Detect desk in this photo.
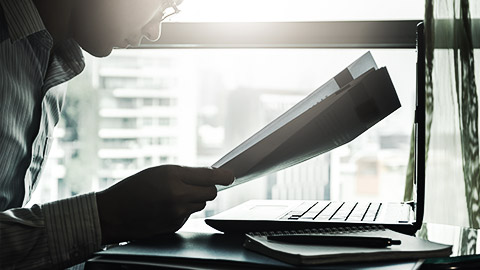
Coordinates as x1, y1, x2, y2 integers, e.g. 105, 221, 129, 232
417, 223, 479, 256
415, 223, 480, 269
85, 219, 426, 270
85, 219, 480, 270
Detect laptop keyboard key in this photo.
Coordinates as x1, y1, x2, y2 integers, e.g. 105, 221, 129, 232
308, 201, 330, 213
294, 202, 317, 212
346, 216, 363, 221
346, 202, 369, 221
282, 201, 317, 220
314, 202, 342, 220
330, 202, 357, 221
362, 203, 381, 221
298, 201, 330, 220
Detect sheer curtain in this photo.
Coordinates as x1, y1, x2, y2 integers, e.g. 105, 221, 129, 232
412, 0, 479, 228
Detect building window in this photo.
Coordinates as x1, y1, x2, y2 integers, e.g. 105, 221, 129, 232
158, 117, 174, 126
117, 98, 136, 109
143, 117, 154, 127
158, 98, 174, 106
143, 98, 154, 106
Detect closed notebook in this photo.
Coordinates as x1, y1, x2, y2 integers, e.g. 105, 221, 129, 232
244, 226, 452, 266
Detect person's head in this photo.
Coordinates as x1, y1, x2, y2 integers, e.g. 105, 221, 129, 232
71, 0, 182, 57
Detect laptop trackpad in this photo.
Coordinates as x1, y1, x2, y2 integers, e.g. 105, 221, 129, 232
220, 203, 291, 220
250, 205, 288, 217
212, 200, 302, 220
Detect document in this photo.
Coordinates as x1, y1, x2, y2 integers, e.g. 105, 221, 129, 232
213, 52, 401, 191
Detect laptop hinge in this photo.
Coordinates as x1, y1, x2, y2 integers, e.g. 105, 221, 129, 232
405, 200, 415, 211
405, 200, 418, 228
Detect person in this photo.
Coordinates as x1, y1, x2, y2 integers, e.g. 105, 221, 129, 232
0, 0, 234, 269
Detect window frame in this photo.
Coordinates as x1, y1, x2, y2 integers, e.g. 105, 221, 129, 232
137, 21, 421, 49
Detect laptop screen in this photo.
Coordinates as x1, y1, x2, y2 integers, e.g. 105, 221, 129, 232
413, 22, 426, 229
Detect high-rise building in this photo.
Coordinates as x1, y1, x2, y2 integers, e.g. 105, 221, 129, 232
93, 50, 199, 189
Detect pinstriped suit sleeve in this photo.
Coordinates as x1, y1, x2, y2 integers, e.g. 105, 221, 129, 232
0, 193, 103, 269
0, 1, 101, 269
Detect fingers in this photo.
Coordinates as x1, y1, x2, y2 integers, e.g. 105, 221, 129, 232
178, 166, 234, 187
183, 185, 218, 203
186, 202, 207, 214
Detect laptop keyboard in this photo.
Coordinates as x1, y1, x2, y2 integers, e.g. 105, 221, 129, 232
281, 201, 382, 222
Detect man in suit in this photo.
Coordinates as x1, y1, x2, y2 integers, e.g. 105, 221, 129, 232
0, 0, 233, 268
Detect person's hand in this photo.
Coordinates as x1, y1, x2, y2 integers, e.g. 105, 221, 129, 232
95, 165, 234, 244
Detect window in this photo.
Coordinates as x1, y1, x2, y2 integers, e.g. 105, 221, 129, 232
102, 76, 172, 90
144, 157, 153, 166
158, 98, 174, 107
158, 117, 175, 126
30, 1, 424, 216
102, 118, 137, 129
117, 98, 136, 109
101, 158, 136, 170
143, 98, 154, 106
46, 47, 416, 213
142, 117, 154, 127
157, 137, 176, 145
102, 138, 138, 149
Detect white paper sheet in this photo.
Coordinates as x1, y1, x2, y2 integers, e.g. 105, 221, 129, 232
213, 52, 401, 191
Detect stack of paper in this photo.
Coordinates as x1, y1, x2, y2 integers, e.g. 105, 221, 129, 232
213, 52, 401, 191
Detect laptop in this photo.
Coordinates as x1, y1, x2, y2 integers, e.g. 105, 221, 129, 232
205, 22, 425, 236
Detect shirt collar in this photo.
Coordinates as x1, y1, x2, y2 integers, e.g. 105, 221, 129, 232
0, 0, 46, 41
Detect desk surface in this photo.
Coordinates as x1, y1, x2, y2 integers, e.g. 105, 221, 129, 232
85, 219, 480, 270
417, 223, 480, 257
182, 218, 480, 257
87, 225, 420, 270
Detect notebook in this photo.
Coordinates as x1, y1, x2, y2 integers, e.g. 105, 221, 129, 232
205, 22, 426, 235
243, 226, 452, 266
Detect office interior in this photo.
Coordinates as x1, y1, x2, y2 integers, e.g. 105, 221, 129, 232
16, 0, 480, 268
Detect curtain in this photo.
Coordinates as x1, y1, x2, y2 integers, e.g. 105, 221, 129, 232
405, 0, 479, 229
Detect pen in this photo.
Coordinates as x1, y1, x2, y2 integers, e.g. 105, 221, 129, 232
266, 235, 401, 248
